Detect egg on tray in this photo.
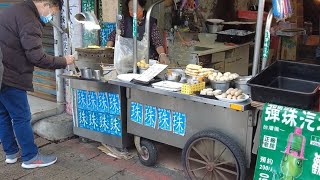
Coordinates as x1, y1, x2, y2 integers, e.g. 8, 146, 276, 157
200, 88, 222, 96
222, 88, 245, 100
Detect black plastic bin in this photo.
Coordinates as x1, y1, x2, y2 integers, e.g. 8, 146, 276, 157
216, 29, 255, 44
248, 60, 320, 110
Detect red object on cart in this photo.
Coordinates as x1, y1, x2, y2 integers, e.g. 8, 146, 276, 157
238, 10, 268, 21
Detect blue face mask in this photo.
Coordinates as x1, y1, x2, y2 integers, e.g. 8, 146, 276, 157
40, 14, 53, 24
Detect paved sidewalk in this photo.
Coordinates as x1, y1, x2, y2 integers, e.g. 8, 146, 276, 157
28, 95, 57, 115
0, 136, 186, 180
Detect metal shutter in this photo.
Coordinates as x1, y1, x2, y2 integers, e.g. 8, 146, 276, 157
0, 0, 57, 101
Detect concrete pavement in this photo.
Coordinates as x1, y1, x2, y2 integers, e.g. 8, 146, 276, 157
28, 95, 57, 115
0, 135, 186, 180
0, 95, 185, 179
4, 95, 255, 179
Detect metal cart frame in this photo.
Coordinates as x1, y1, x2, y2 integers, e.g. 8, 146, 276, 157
109, 79, 259, 180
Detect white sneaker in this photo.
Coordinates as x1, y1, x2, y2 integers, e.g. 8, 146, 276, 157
5, 153, 19, 164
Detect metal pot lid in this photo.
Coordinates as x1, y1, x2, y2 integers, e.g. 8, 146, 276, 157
206, 19, 224, 24
222, 21, 256, 25
235, 76, 252, 82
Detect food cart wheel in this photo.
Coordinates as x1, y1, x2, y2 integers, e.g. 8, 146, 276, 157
138, 139, 158, 167
182, 130, 246, 180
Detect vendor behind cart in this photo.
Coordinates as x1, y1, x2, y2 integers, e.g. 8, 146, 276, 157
107, 0, 169, 64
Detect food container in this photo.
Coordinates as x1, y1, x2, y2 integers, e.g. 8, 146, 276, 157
222, 21, 256, 31
181, 82, 206, 95
138, 68, 148, 74
206, 24, 224, 33
93, 70, 102, 80
101, 64, 115, 77
248, 60, 320, 110
206, 19, 224, 33
234, 76, 252, 95
80, 67, 93, 79
198, 33, 217, 45
165, 71, 182, 82
210, 80, 230, 92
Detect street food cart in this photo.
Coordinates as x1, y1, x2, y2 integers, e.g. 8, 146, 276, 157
108, 78, 257, 180
66, 69, 257, 179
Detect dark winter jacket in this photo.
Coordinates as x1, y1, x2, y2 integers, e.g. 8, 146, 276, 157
0, 0, 66, 91
0, 48, 3, 89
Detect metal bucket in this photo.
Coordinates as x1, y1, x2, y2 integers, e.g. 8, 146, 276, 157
234, 76, 252, 95
210, 80, 230, 92
80, 67, 93, 79
206, 24, 224, 33
93, 70, 102, 80
138, 68, 148, 74
206, 19, 224, 33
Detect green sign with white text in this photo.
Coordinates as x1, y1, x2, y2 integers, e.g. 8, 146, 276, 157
254, 104, 320, 180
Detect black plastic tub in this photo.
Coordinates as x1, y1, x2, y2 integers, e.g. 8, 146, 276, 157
216, 29, 255, 44
248, 60, 320, 110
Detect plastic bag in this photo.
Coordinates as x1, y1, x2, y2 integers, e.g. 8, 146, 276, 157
113, 34, 148, 74
272, 0, 293, 21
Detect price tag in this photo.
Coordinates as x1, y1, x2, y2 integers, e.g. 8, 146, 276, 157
230, 104, 242, 111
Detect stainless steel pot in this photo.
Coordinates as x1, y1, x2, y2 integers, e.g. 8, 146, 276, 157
138, 68, 148, 74
210, 80, 230, 92
234, 76, 252, 95
80, 67, 93, 79
93, 70, 101, 80
206, 24, 224, 33
165, 70, 182, 82
206, 19, 224, 33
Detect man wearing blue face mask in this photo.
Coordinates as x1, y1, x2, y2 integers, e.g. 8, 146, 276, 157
0, 0, 75, 169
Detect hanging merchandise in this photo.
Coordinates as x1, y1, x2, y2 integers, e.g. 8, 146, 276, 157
272, 0, 293, 21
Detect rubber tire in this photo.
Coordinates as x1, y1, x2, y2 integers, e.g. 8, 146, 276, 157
182, 130, 247, 180
138, 139, 158, 167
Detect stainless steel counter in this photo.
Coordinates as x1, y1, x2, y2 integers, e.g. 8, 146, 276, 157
108, 79, 252, 111
192, 42, 252, 56
109, 78, 255, 167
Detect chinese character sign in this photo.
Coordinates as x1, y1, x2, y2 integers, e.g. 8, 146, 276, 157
129, 102, 187, 136
77, 90, 87, 109
144, 105, 157, 128
108, 93, 121, 115
158, 108, 172, 131
130, 102, 143, 124
172, 112, 186, 136
254, 104, 320, 180
76, 89, 122, 137
109, 115, 122, 137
